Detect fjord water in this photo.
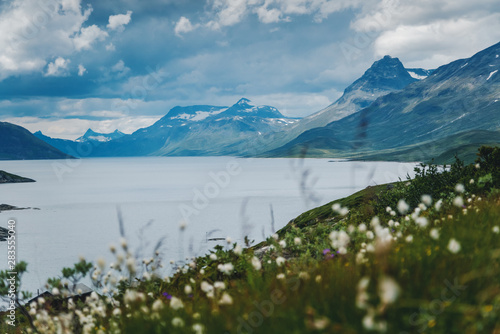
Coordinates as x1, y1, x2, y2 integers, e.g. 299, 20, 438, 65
0, 157, 417, 295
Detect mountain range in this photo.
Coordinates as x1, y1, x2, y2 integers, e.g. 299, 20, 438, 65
2, 41, 500, 162
35, 98, 298, 157
265, 41, 500, 163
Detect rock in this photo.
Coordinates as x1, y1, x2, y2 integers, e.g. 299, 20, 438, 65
0, 170, 36, 184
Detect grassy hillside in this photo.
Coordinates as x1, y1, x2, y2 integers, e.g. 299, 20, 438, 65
2, 147, 500, 333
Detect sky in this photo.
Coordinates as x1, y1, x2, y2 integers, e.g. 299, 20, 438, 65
0, 0, 500, 139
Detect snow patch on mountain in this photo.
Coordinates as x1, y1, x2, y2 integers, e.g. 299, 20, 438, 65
487, 70, 498, 81
407, 71, 427, 80
171, 108, 227, 121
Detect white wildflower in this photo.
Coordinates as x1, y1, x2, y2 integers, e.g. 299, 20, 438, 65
233, 244, 243, 256
433, 200, 442, 212
421, 195, 432, 206
209, 253, 217, 261
218, 293, 233, 305
200, 281, 213, 293
172, 317, 185, 327
455, 183, 465, 193
226, 236, 232, 244
405, 235, 413, 243
339, 207, 349, 216
184, 285, 192, 295
152, 299, 164, 312
493, 226, 500, 234
378, 276, 401, 305
279, 240, 287, 248
214, 281, 226, 290
447, 238, 461, 254
276, 273, 286, 280
453, 196, 464, 207
370, 216, 380, 228
294, 237, 302, 245
217, 263, 234, 275
330, 230, 350, 249
251, 256, 262, 271
170, 297, 184, 310
276, 256, 286, 267
358, 223, 367, 232
366, 231, 374, 240
430, 228, 440, 240
397, 199, 410, 215
192, 323, 204, 334
415, 217, 428, 229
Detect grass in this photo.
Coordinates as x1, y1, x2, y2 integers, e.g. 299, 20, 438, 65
1, 146, 500, 334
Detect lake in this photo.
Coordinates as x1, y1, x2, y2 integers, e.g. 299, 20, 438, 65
0, 157, 417, 296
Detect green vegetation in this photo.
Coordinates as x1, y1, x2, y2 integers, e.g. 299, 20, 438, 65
1, 146, 500, 333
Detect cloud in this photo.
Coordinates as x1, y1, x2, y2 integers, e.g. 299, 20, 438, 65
349, 0, 500, 68
45, 57, 71, 77
73, 25, 109, 51
255, 6, 284, 24
107, 10, 133, 31
204, 0, 362, 29
78, 64, 87, 76
0, 0, 133, 81
5, 115, 159, 139
105, 43, 116, 51
207, 0, 250, 30
175, 16, 198, 36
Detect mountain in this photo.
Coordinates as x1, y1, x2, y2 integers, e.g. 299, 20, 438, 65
36, 99, 298, 157
262, 56, 429, 151
0, 122, 72, 160
265, 41, 500, 162
76, 129, 125, 142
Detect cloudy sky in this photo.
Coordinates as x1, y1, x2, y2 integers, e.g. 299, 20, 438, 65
1, 0, 500, 139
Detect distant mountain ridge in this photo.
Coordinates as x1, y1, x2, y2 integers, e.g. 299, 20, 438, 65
35, 99, 298, 157
265, 41, 500, 162
76, 129, 125, 143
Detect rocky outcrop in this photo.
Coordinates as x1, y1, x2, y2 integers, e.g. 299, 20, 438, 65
0, 170, 35, 184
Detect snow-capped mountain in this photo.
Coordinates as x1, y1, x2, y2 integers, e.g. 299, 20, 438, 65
36, 99, 298, 157
265, 56, 429, 150
265, 41, 500, 161
76, 129, 125, 142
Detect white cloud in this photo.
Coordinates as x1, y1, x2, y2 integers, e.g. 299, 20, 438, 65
45, 57, 71, 77
204, 0, 362, 29
105, 43, 116, 51
349, 0, 500, 68
107, 11, 133, 31
175, 16, 198, 36
255, 6, 284, 24
0, 0, 132, 81
207, 0, 250, 30
78, 64, 87, 76
73, 25, 109, 51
